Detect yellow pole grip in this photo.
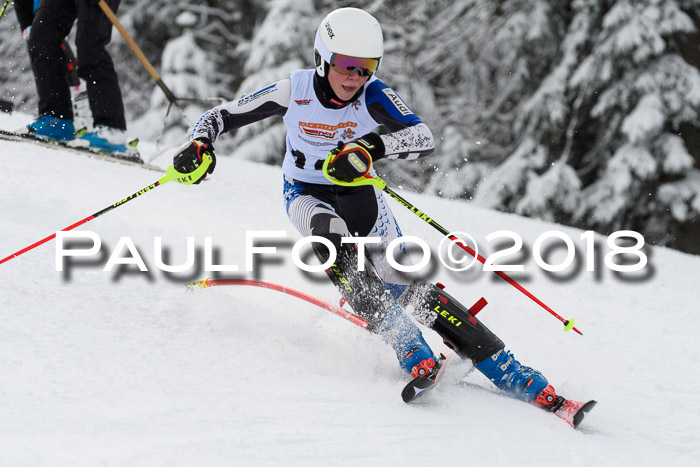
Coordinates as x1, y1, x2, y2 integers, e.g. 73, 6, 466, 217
159, 154, 213, 185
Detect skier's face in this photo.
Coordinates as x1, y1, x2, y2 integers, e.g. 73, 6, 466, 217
328, 67, 369, 102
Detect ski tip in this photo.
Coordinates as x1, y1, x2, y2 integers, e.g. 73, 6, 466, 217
573, 400, 597, 429
401, 386, 417, 403
401, 377, 435, 403
400, 353, 450, 403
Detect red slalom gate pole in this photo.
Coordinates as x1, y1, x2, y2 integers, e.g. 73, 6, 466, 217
188, 278, 370, 330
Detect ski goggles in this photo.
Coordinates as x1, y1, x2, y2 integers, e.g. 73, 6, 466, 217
330, 53, 380, 77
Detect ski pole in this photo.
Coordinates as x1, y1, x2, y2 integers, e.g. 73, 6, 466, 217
97, 0, 178, 105
188, 278, 371, 330
0, 155, 212, 265
382, 185, 581, 334
322, 159, 582, 335
96, 1, 225, 111
0, 0, 11, 22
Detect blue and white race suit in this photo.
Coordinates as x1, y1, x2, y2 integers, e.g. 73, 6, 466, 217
188, 69, 552, 398
191, 69, 435, 301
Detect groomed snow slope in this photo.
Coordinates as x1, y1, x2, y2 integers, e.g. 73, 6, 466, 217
1, 112, 699, 466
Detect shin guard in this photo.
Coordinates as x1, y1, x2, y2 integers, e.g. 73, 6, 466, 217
401, 279, 504, 363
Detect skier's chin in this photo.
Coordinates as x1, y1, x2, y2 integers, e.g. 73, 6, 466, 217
338, 85, 358, 100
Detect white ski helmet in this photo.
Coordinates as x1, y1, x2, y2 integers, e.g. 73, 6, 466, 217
314, 7, 384, 78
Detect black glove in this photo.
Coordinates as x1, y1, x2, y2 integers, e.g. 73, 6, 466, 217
326, 133, 385, 183
173, 138, 216, 184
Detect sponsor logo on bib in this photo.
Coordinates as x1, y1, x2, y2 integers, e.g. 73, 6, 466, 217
299, 121, 358, 140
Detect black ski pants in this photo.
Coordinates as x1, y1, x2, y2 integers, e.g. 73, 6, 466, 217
27, 0, 126, 130
13, 0, 35, 30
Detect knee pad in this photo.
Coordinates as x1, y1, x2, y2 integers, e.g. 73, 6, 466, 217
401, 279, 504, 363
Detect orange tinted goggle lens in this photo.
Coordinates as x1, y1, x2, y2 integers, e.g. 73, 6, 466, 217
330, 54, 379, 76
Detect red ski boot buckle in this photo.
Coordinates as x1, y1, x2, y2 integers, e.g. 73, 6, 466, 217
410, 358, 436, 378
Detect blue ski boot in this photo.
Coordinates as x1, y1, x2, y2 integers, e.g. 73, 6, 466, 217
375, 303, 436, 375
80, 125, 128, 154
26, 115, 75, 142
475, 349, 549, 402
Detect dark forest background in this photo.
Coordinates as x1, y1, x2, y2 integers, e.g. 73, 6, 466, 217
2, 0, 699, 254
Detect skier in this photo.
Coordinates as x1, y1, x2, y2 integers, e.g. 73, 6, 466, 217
173, 7, 593, 427
14, 0, 92, 132
19, 0, 128, 154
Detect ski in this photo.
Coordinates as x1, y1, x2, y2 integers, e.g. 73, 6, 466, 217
401, 352, 451, 403
561, 399, 597, 429
457, 379, 597, 429
0, 129, 161, 172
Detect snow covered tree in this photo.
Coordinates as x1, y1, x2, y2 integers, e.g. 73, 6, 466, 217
0, 1, 39, 113
132, 11, 220, 145
2, 0, 699, 253
416, 0, 700, 253
515, 0, 700, 250
114, 0, 264, 143
223, 0, 315, 164
421, 0, 570, 208
361, 0, 440, 190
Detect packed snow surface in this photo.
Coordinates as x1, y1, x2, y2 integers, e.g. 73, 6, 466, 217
1, 112, 699, 466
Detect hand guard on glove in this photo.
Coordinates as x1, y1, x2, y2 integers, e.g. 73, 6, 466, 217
326, 133, 385, 183
173, 138, 216, 184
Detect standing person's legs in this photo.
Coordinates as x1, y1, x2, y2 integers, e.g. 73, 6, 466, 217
75, 0, 125, 130
27, 0, 76, 120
